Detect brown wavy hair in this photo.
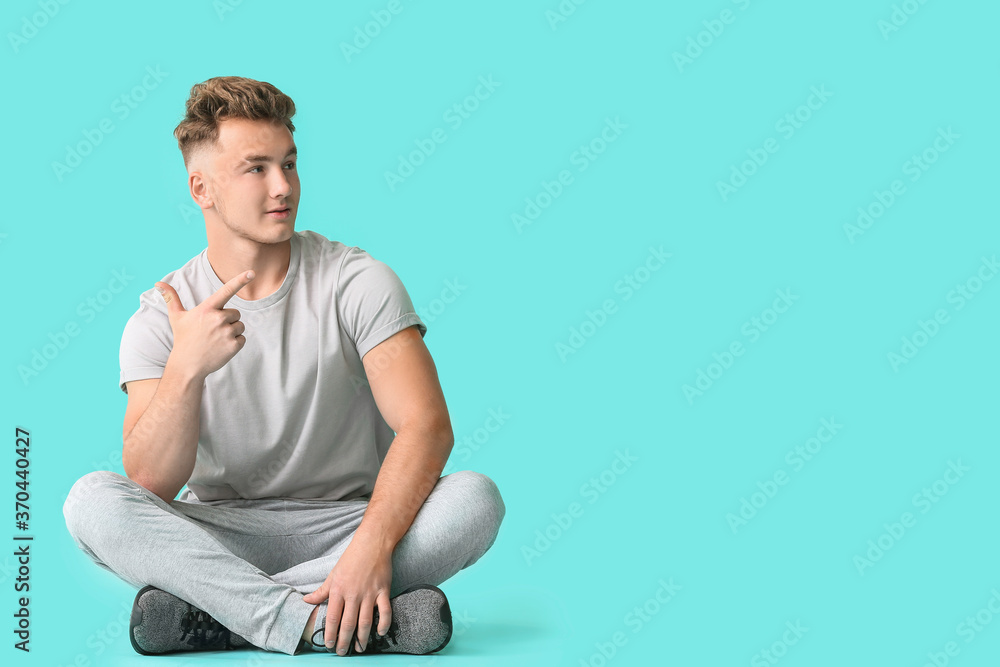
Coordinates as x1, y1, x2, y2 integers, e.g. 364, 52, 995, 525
173, 76, 296, 167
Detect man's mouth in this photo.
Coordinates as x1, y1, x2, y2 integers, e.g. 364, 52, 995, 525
267, 207, 291, 218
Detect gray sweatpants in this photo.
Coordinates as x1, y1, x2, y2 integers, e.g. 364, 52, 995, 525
62, 469, 505, 655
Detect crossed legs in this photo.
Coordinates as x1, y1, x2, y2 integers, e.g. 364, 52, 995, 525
63, 470, 505, 655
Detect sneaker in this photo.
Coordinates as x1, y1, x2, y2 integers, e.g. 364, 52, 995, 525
129, 585, 249, 655
308, 584, 453, 655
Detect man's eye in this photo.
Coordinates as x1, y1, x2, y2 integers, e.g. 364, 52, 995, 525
284, 162, 296, 170
249, 166, 263, 173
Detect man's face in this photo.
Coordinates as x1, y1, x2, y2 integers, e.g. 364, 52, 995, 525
192, 117, 299, 245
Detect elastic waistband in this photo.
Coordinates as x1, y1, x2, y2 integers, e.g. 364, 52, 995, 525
180, 496, 370, 511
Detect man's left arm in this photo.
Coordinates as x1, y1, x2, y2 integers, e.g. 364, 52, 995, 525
303, 325, 453, 654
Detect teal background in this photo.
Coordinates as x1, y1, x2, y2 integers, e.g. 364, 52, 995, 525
3, 0, 999, 665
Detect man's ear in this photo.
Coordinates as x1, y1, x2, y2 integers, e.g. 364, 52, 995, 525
189, 170, 214, 210
187, 145, 219, 210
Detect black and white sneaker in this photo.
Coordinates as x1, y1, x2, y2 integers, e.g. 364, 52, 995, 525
129, 585, 249, 655
309, 584, 453, 655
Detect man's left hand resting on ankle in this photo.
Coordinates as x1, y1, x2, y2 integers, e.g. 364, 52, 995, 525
304, 530, 394, 654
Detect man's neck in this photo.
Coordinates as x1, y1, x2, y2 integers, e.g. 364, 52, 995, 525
205, 233, 292, 302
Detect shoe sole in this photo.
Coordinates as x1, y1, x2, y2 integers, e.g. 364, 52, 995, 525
392, 584, 453, 654
129, 584, 160, 656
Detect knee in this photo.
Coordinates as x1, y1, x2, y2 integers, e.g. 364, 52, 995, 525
444, 470, 505, 551
63, 470, 135, 540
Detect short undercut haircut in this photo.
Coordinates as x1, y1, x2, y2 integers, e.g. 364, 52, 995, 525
173, 76, 296, 167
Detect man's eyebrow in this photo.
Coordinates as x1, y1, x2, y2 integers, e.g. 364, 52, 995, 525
239, 146, 297, 164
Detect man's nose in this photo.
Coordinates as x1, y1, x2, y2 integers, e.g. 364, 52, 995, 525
271, 172, 292, 198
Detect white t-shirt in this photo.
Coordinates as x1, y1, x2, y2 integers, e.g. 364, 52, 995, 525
118, 229, 427, 502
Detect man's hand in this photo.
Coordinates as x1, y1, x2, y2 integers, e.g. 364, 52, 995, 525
303, 537, 393, 654
155, 270, 255, 379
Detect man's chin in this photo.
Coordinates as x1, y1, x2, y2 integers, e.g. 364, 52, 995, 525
265, 214, 296, 232
251, 219, 296, 246
275, 222, 296, 241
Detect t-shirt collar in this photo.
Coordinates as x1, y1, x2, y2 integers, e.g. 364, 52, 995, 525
198, 232, 301, 311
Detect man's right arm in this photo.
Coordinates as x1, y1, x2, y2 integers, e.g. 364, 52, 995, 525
120, 270, 256, 502
121, 362, 206, 502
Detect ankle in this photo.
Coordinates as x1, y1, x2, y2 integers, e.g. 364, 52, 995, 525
301, 606, 320, 643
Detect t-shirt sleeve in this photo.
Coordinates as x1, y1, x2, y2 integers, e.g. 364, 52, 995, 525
337, 246, 427, 360
118, 293, 173, 394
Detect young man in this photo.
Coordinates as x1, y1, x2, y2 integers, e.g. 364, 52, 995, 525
62, 76, 505, 657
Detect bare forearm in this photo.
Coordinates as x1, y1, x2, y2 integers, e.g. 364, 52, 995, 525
122, 359, 205, 501
353, 426, 453, 554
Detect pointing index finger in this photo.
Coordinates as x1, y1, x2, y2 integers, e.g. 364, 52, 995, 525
202, 270, 255, 310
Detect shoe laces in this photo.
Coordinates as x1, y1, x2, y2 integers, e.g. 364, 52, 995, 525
179, 610, 232, 650
369, 619, 399, 652
310, 610, 400, 654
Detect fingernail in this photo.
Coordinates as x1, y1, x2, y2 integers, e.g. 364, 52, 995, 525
246, 270, 255, 280
337, 647, 346, 656
155, 285, 164, 294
